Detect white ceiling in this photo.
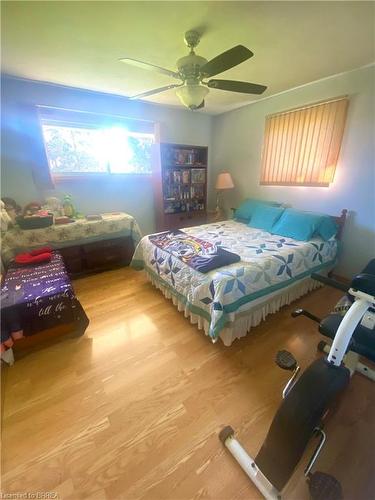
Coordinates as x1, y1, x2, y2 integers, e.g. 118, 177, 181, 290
2, 1, 374, 114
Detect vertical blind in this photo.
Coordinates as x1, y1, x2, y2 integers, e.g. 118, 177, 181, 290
260, 97, 349, 187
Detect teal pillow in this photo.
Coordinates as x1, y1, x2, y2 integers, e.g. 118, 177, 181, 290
318, 216, 338, 240
248, 205, 285, 232
235, 217, 249, 224
272, 209, 324, 241
235, 198, 281, 222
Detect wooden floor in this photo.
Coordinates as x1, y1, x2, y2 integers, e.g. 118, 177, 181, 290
2, 268, 374, 500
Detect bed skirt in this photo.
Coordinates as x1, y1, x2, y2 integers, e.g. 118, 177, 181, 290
144, 270, 325, 346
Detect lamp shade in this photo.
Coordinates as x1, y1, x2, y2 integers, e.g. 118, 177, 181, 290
215, 172, 234, 190
176, 85, 209, 110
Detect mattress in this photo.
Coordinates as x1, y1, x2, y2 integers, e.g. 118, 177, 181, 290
132, 220, 339, 342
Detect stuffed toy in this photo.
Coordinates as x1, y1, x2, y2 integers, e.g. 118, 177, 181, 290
1, 200, 12, 231
23, 202, 42, 216
1, 197, 21, 225
44, 197, 63, 217
63, 194, 75, 217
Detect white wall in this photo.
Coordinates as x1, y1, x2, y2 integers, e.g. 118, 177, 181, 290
212, 65, 375, 278
1, 76, 213, 235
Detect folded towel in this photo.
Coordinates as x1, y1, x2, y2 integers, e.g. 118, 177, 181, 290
15, 252, 52, 265
30, 246, 53, 256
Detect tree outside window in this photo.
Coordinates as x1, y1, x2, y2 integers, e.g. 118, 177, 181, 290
42, 123, 154, 176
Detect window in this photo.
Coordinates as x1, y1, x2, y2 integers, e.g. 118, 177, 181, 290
260, 97, 348, 187
40, 110, 154, 177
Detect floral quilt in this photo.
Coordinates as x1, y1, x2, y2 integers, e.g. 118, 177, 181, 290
132, 220, 339, 341
1, 212, 142, 264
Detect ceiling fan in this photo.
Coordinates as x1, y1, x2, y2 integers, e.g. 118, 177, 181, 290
119, 30, 267, 110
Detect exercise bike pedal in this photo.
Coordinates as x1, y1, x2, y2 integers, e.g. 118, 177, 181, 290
275, 350, 298, 371
291, 308, 304, 318
317, 340, 328, 353
308, 471, 343, 500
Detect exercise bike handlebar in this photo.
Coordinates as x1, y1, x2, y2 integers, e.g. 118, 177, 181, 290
310, 273, 349, 293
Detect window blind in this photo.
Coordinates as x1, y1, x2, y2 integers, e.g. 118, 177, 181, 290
260, 97, 348, 187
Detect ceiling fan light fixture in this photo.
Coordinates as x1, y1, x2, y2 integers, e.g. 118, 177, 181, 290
120, 32, 266, 108
176, 84, 208, 110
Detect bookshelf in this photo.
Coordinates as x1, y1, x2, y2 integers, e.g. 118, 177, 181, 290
153, 143, 208, 231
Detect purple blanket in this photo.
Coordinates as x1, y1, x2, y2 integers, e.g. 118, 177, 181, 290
149, 230, 240, 273
1, 252, 89, 347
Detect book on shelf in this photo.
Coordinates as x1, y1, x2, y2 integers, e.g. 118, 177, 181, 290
174, 149, 195, 165
173, 170, 181, 183
191, 168, 206, 183
182, 170, 190, 184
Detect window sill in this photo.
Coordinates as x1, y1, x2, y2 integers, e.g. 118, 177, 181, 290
260, 181, 330, 187
53, 172, 152, 182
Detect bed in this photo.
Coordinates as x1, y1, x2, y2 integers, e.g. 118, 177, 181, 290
131, 210, 346, 346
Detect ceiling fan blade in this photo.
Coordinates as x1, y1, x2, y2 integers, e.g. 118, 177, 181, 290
200, 45, 253, 78
119, 57, 180, 79
129, 84, 183, 100
207, 79, 267, 95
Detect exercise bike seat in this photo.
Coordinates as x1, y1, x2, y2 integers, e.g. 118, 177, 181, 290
351, 273, 375, 297
319, 314, 375, 363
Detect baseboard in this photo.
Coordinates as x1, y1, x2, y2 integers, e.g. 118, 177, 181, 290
331, 274, 350, 285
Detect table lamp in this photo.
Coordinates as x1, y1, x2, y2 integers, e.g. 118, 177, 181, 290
215, 172, 234, 217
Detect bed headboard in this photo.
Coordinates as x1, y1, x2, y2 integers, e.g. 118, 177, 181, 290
332, 209, 347, 241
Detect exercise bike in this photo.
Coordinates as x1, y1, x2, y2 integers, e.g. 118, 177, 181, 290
219, 264, 375, 500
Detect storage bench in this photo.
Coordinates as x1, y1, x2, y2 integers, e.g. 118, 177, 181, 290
1, 251, 89, 363
2, 212, 142, 277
